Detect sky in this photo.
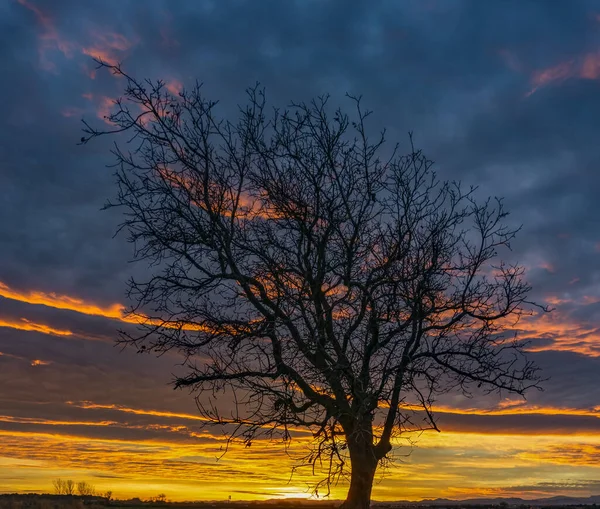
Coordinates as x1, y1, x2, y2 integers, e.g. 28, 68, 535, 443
2, 0, 600, 502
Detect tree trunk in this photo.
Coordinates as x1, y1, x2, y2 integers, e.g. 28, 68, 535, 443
340, 437, 379, 509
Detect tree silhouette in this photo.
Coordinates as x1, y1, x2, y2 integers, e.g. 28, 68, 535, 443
52, 479, 65, 495
52, 479, 75, 496
83, 61, 544, 509
76, 481, 96, 497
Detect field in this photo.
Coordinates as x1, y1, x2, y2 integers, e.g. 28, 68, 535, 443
0, 495, 340, 509
1, 495, 598, 509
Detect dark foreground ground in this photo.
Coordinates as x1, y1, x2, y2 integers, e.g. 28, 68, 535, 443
0, 495, 337, 509
1, 494, 600, 509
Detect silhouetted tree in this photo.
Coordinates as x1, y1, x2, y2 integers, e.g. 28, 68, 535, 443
65, 480, 75, 496
83, 61, 545, 509
52, 479, 65, 495
53, 479, 76, 496
53, 479, 75, 496
77, 481, 96, 497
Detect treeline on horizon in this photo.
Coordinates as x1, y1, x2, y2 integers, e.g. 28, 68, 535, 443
2, 493, 600, 509
0, 493, 339, 509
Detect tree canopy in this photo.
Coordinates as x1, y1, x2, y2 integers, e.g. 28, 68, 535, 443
83, 62, 544, 509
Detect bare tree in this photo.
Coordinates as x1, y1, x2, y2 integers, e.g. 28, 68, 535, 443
52, 479, 65, 495
65, 480, 75, 496
153, 494, 167, 503
83, 62, 545, 509
77, 481, 96, 497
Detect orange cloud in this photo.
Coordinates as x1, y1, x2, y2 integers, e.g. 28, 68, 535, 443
67, 400, 312, 437
96, 96, 117, 124
30, 359, 52, 367
0, 415, 117, 427
0, 281, 124, 320
61, 107, 84, 118
18, 1, 137, 74
70, 399, 600, 442
528, 61, 574, 95
527, 51, 600, 96
0, 412, 222, 439
0, 351, 53, 366
165, 80, 183, 95
380, 394, 600, 425
156, 167, 279, 221
66, 400, 210, 423
582, 295, 600, 305
81, 93, 118, 124
399, 401, 600, 419
0, 317, 72, 337
0, 429, 323, 501
0, 281, 215, 337
3, 426, 600, 501
17, 0, 75, 71
3, 274, 597, 357
82, 31, 137, 72
544, 293, 600, 307
501, 289, 600, 357
518, 443, 600, 467
581, 52, 600, 79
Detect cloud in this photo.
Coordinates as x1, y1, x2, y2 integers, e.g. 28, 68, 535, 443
0, 281, 213, 334
511, 301, 600, 357
81, 94, 118, 124
65, 401, 210, 424
527, 52, 600, 96
81, 30, 137, 69
0, 317, 72, 337
16, 0, 75, 71
0, 281, 124, 320
17, 0, 137, 73
29, 359, 52, 366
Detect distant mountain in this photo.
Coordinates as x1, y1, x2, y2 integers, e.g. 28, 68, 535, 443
372, 495, 600, 506
4, 493, 600, 508
256, 495, 600, 507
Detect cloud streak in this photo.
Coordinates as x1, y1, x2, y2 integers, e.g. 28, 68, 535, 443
0, 317, 72, 337
527, 52, 600, 96
0, 281, 124, 320
17, 0, 137, 74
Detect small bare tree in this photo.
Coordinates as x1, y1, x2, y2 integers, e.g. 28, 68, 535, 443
153, 494, 167, 503
53, 478, 79, 496
77, 481, 96, 497
65, 480, 75, 496
52, 479, 65, 495
83, 62, 544, 509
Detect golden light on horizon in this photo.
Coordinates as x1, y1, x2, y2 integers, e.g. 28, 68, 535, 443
2, 275, 600, 501
2, 427, 600, 501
